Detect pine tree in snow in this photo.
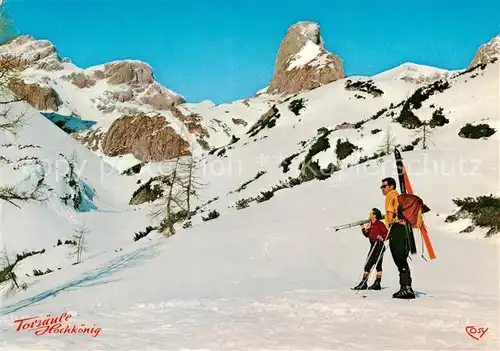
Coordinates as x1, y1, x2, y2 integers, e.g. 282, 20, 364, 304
0, 247, 28, 297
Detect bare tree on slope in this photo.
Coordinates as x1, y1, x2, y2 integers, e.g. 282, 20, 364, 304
0, 6, 49, 209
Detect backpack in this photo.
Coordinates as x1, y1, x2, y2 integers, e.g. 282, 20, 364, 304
397, 194, 430, 229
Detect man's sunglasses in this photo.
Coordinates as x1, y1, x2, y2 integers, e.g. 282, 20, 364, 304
380, 184, 389, 189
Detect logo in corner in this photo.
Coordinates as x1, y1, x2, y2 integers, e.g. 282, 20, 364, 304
465, 325, 488, 340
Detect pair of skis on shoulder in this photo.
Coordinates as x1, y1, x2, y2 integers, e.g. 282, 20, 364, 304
394, 148, 436, 260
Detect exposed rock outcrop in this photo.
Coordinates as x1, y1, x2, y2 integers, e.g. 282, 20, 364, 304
140, 82, 185, 109
247, 105, 280, 137
0, 35, 63, 71
69, 72, 96, 88
104, 61, 154, 86
110, 89, 133, 102
468, 36, 500, 68
73, 127, 106, 152
99, 61, 185, 109
94, 70, 105, 79
232, 118, 248, 126
267, 21, 344, 95
129, 176, 171, 205
8, 79, 61, 111
102, 114, 191, 162
196, 138, 210, 150
170, 106, 209, 139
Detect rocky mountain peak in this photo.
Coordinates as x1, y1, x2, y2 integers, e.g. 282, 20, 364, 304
0, 35, 186, 111
103, 60, 155, 86
96, 60, 185, 109
266, 21, 344, 95
0, 34, 63, 70
468, 35, 500, 68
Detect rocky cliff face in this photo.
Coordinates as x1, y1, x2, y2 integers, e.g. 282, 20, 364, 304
8, 78, 62, 110
102, 114, 191, 162
0, 37, 64, 110
267, 21, 345, 95
468, 36, 500, 68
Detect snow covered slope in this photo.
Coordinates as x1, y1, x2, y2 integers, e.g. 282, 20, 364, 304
0, 102, 156, 270
0, 40, 499, 349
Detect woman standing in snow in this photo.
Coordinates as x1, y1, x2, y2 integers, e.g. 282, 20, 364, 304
352, 208, 388, 290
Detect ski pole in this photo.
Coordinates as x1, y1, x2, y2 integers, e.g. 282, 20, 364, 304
353, 240, 390, 295
352, 240, 378, 289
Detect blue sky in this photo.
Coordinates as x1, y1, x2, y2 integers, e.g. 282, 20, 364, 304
5, 0, 499, 104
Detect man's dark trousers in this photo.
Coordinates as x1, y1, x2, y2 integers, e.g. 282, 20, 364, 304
389, 223, 412, 287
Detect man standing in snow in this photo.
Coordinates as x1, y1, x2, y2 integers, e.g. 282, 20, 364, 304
381, 177, 416, 299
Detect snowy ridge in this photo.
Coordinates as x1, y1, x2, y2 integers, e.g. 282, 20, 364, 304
485, 35, 500, 54
286, 41, 337, 72
373, 62, 457, 84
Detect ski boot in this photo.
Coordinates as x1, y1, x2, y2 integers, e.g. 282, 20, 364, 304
392, 285, 416, 299
392, 269, 415, 298
368, 278, 382, 290
352, 277, 368, 290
